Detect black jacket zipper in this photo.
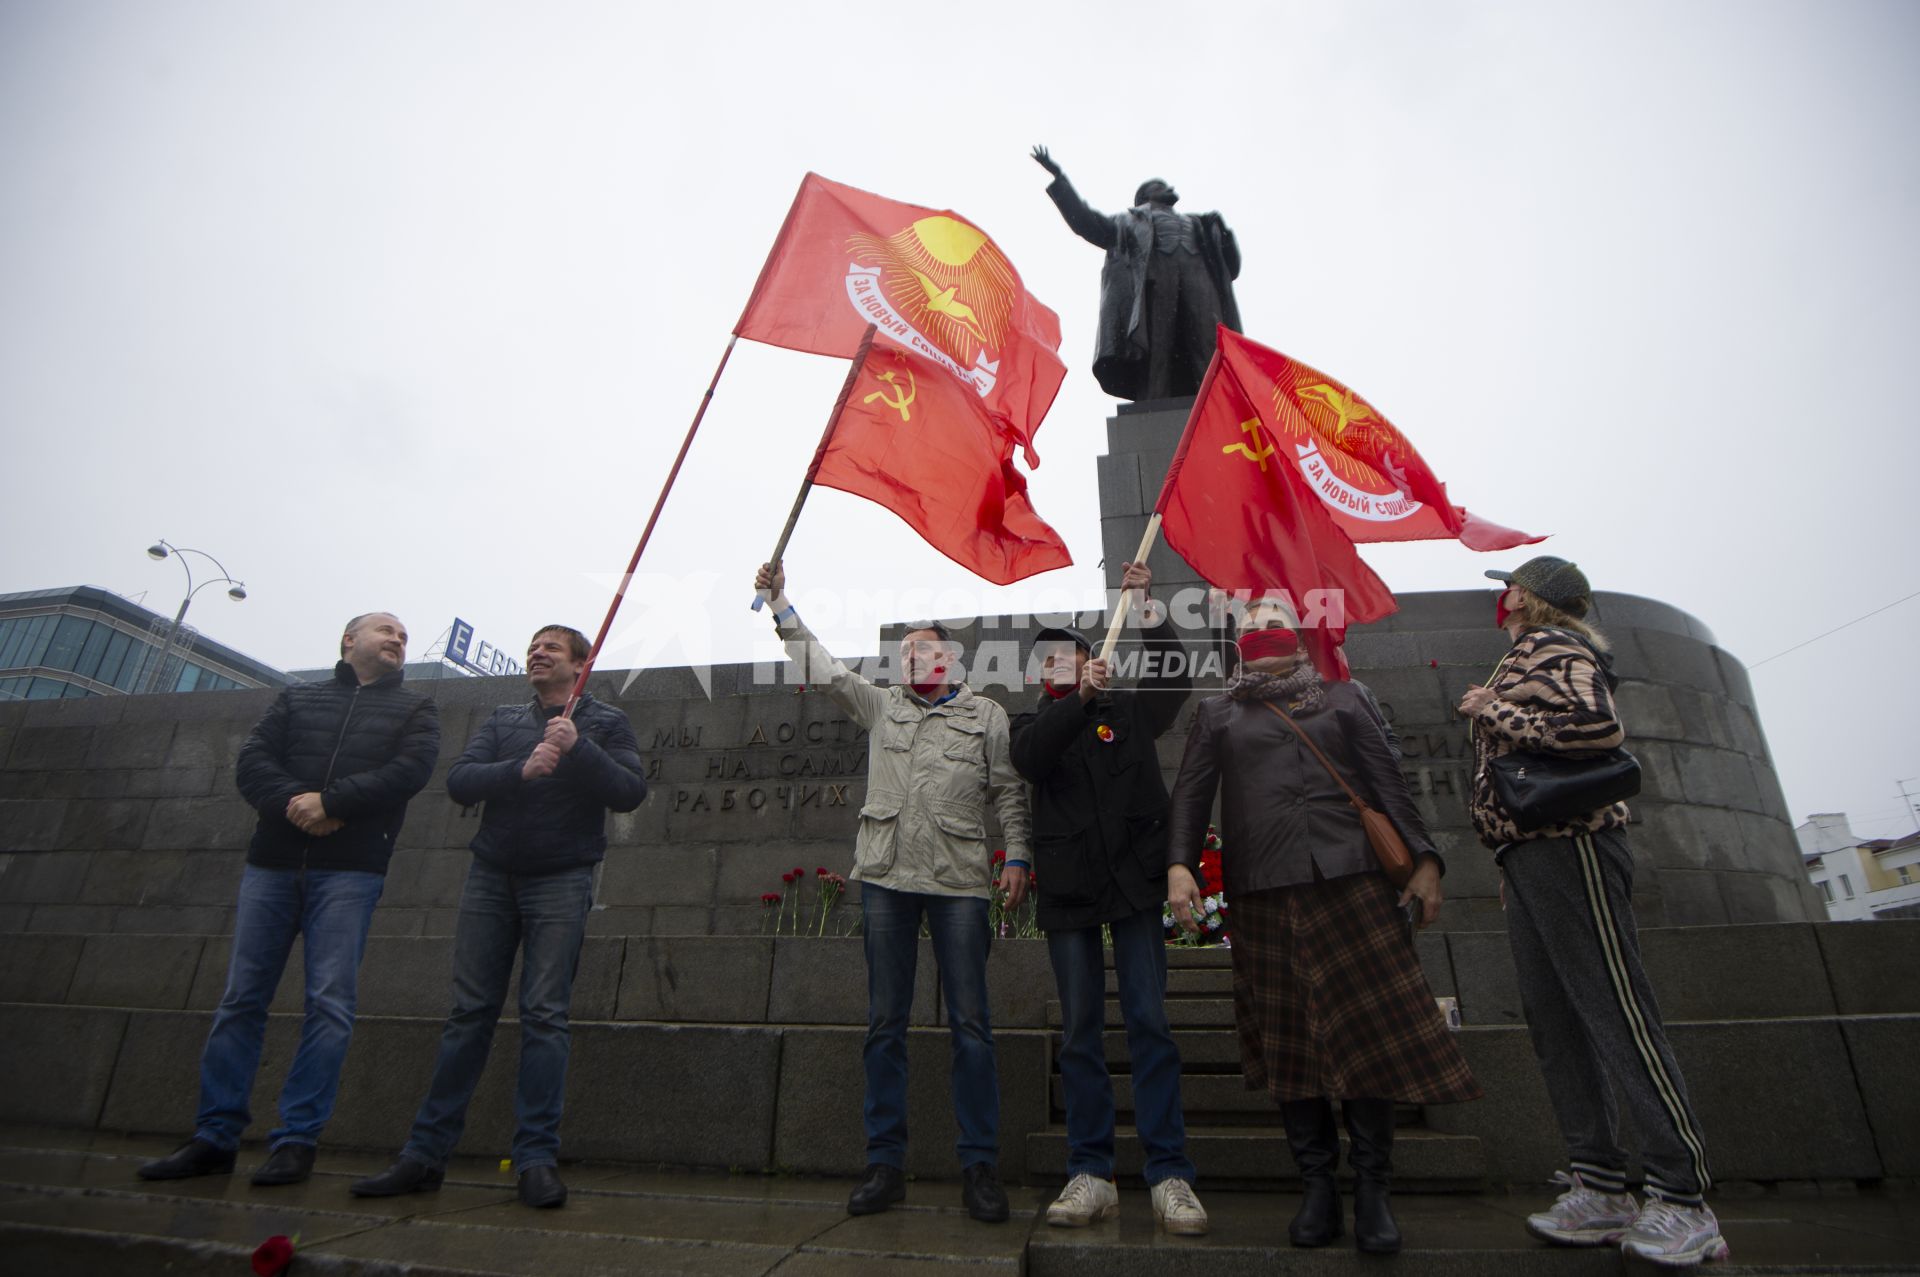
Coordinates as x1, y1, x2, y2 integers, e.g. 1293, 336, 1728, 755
308, 683, 362, 870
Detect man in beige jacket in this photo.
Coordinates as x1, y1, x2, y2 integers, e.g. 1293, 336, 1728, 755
755, 563, 1031, 1224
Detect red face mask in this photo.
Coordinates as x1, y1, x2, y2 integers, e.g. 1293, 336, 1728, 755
1495, 588, 1520, 629
1236, 628, 1300, 663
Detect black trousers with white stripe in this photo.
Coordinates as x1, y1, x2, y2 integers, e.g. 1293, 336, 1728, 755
1500, 828, 1712, 1204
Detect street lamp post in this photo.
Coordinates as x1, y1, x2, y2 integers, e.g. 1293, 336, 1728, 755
142, 539, 248, 694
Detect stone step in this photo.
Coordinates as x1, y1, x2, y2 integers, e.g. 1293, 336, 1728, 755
1048, 997, 1236, 1029
1024, 1185, 1920, 1276
1025, 1125, 1489, 1190
1051, 1072, 1290, 1118
0, 1134, 1032, 1276
1086, 1028, 1243, 1068
1104, 967, 1234, 996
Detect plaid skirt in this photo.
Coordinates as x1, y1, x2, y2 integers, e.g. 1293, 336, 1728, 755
1229, 871, 1481, 1105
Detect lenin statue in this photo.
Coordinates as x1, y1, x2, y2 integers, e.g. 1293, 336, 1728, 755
1033, 146, 1241, 402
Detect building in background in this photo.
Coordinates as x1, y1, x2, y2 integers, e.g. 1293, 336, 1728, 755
287, 616, 525, 685
0, 586, 287, 701
1797, 812, 1920, 921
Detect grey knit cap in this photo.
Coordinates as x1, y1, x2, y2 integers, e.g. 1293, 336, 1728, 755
1486, 556, 1592, 617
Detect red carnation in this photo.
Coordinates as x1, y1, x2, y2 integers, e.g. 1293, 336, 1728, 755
817, 866, 829, 876
252, 1235, 296, 1276
1429, 659, 1439, 669
782, 872, 796, 884
992, 849, 1007, 864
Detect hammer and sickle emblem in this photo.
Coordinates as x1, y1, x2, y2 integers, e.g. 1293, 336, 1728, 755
863, 368, 917, 422
1221, 417, 1276, 471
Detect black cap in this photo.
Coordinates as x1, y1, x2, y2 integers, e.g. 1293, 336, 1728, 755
1032, 624, 1093, 654
1485, 556, 1592, 617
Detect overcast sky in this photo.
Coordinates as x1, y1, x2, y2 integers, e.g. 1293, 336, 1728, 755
2, 1, 1916, 838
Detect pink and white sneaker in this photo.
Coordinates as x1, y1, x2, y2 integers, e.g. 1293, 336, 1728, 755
1620, 1198, 1730, 1267
1526, 1170, 1639, 1246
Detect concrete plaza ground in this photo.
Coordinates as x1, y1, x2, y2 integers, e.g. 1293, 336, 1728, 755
0, 1127, 1914, 1275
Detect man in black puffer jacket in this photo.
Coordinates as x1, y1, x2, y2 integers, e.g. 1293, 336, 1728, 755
353, 624, 645, 1210
139, 612, 439, 1189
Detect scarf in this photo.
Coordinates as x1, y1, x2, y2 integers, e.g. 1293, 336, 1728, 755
1226, 662, 1327, 713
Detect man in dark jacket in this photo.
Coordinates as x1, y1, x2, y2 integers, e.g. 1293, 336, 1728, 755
1008, 563, 1209, 1235
352, 624, 645, 1210
139, 612, 439, 1188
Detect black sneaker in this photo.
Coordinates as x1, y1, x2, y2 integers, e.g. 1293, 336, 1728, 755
349, 1157, 444, 1198
847, 1164, 906, 1216
250, 1142, 316, 1187
962, 1162, 1009, 1223
137, 1138, 236, 1181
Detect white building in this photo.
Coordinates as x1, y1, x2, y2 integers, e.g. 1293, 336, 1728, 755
1796, 813, 1920, 921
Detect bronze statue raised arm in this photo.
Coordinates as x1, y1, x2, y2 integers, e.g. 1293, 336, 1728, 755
1033, 145, 1241, 402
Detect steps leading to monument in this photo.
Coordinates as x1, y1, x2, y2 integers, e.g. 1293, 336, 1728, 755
1041, 945, 1490, 1190
1025, 1125, 1487, 1190
1048, 997, 1238, 1028
2, 1129, 1913, 1277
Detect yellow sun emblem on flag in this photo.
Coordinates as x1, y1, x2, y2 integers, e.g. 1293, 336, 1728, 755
1280, 381, 1403, 485
847, 216, 1015, 367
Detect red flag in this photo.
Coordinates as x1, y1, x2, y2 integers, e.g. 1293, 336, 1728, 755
814, 341, 1072, 586
1155, 350, 1397, 680
1214, 329, 1541, 551
736, 173, 1066, 464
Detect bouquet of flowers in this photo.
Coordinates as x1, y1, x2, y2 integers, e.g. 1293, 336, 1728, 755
1165, 825, 1231, 947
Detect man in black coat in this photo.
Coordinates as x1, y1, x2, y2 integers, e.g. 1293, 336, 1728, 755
1008, 563, 1209, 1235
352, 624, 645, 1210
140, 612, 440, 1188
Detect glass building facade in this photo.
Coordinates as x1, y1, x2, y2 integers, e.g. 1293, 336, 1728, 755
0, 586, 287, 701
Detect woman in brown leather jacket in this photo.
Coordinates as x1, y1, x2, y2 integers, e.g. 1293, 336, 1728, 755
1166, 600, 1477, 1254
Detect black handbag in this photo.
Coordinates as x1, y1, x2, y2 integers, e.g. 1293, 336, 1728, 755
1489, 747, 1641, 831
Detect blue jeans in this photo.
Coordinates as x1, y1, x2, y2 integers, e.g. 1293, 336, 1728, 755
195, 865, 385, 1151
403, 861, 593, 1172
1048, 906, 1196, 1185
861, 883, 997, 1170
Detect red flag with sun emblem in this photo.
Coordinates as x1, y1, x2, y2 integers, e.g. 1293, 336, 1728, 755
1213, 328, 1541, 551
813, 341, 1072, 585
1155, 347, 1396, 680
736, 173, 1067, 465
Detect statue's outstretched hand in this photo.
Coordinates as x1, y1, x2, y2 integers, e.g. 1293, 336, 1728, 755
1030, 145, 1063, 178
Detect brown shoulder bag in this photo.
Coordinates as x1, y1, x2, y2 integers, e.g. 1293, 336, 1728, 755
1261, 699, 1415, 888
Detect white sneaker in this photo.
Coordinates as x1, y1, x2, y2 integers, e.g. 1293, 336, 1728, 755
1151, 1177, 1210, 1236
1045, 1173, 1118, 1227
1526, 1170, 1639, 1246
1620, 1198, 1730, 1267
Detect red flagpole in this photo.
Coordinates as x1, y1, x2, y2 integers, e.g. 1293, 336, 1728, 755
563, 334, 740, 717
750, 324, 878, 611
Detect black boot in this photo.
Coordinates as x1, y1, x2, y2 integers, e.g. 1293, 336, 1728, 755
1281, 1098, 1343, 1247
1343, 1097, 1401, 1255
